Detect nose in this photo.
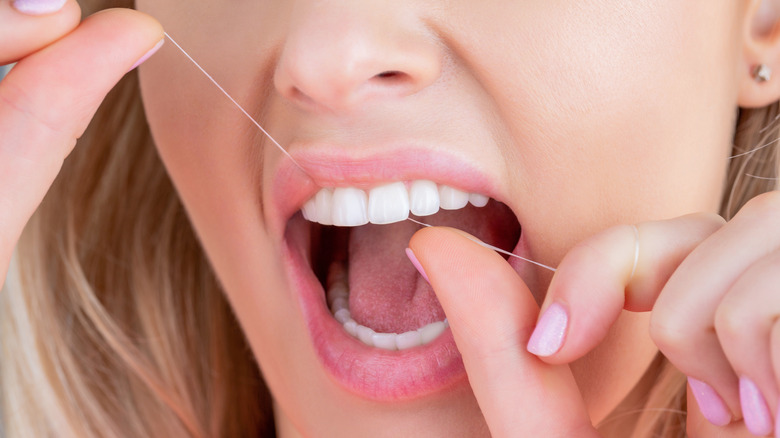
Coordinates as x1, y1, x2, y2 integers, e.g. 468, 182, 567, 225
273, 2, 443, 112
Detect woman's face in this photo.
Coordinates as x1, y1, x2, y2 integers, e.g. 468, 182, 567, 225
136, 0, 746, 435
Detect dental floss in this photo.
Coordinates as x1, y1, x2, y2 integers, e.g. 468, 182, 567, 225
166, 31, 780, 276
628, 225, 639, 281
163, 33, 306, 174
163, 32, 558, 272
406, 218, 557, 272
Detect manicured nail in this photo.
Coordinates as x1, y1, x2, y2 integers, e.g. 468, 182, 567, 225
129, 39, 164, 72
687, 377, 731, 427
740, 376, 773, 436
12, 0, 66, 15
405, 248, 429, 283
526, 302, 568, 356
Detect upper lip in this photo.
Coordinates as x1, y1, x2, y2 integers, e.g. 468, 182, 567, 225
269, 144, 504, 233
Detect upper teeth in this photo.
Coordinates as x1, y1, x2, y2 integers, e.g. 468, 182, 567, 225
301, 180, 489, 226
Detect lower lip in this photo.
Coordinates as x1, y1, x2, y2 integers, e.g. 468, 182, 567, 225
283, 218, 467, 401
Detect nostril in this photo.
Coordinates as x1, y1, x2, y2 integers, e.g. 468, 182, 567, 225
370, 71, 414, 91
376, 71, 401, 79
290, 86, 317, 106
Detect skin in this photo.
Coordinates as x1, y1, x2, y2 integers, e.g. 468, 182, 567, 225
2, 0, 780, 436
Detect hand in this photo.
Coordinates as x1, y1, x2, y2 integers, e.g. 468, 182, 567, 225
0, 0, 163, 286
529, 191, 780, 437
408, 227, 600, 437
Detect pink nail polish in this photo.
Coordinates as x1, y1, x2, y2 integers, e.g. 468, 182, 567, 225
740, 376, 773, 436
687, 377, 731, 426
129, 40, 164, 72
12, 0, 66, 15
526, 302, 568, 356
405, 248, 429, 283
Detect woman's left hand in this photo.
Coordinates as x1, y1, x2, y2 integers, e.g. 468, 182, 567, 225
530, 190, 780, 437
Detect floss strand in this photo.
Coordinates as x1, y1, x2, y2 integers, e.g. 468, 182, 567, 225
163, 31, 557, 273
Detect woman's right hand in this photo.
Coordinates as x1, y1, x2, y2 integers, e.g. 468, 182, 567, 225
408, 228, 601, 437
0, 0, 162, 285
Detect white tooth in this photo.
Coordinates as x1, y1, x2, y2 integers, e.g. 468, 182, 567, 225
301, 198, 318, 221
327, 262, 346, 287
334, 308, 351, 324
469, 193, 489, 208
331, 188, 368, 226
314, 188, 334, 225
372, 333, 398, 350
368, 182, 410, 224
438, 185, 469, 210
357, 325, 376, 346
409, 180, 440, 216
331, 297, 348, 313
418, 321, 447, 344
395, 330, 423, 350
344, 320, 358, 337
327, 283, 348, 306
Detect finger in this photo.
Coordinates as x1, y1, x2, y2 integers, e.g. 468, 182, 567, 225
687, 383, 754, 438
409, 227, 599, 437
0, 9, 163, 270
651, 192, 780, 427
0, 0, 81, 64
526, 213, 724, 363
714, 249, 780, 436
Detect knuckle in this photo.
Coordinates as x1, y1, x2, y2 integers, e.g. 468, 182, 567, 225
649, 311, 692, 355
713, 298, 752, 344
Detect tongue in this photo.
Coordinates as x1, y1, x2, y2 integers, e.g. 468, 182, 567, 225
348, 203, 519, 334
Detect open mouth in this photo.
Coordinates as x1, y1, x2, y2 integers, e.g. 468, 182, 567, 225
297, 180, 520, 350
275, 151, 524, 400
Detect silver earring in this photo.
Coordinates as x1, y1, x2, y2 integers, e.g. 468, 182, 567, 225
752, 64, 772, 82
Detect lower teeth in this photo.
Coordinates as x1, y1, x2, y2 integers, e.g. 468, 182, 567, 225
326, 262, 448, 351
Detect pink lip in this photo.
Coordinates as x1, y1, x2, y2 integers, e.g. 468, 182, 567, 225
270, 146, 506, 400
268, 146, 500, 235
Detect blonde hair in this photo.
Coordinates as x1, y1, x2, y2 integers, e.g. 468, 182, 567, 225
1, 2, 273, 433
1, 3, 778, 436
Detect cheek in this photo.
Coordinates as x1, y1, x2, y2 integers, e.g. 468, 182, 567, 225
135, 0, 287, 276
136, 0, 298, 386
135, 1, 334, 418
447, 0, 740, 255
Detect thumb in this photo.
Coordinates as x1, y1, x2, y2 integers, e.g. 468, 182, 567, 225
408, 227, 599, 437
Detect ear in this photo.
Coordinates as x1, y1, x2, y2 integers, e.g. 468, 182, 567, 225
738, 0, 780, 108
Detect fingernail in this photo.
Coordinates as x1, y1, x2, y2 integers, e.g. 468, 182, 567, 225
405, 248, 429, 283
740, 376, 773, 436
687, 377, 731, 426
12, 0, 67, 15
129, 39, 164, 72
526, 302, 568, 356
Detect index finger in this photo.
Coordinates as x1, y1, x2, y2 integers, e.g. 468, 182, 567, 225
0, 8, 162, 269
409, 227, 599, 437
526, 213, 725, 363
